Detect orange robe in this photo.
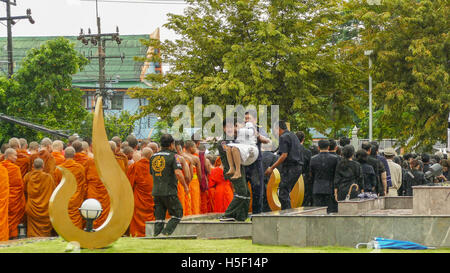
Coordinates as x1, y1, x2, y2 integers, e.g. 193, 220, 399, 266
189, 166, 201, 215
126, 158, 154, 237
29, 150, 56, 181
15, 149, 30, 179
73, 153, 110, 229
1, 160, 25, 239
115, 154, 126, 174
115, 151, 128, 172
0, 164, 9, 241
52, 151, 66, 166
24, 170, 56, 237
209, 167, 234, 213
54, 159, 87, 229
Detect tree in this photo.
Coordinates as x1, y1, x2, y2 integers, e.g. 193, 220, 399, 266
129, 0, 365, 136
78, 111, 135, 141
0, 37, 89, 141
342, 0, 449, 150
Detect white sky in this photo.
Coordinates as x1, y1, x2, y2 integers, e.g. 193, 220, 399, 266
0, 0, 187, 41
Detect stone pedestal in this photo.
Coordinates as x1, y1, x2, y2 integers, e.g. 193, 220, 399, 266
413, 186, 450, 215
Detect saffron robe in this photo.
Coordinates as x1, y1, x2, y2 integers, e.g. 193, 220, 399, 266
29, 150, 56, 181
52, 151, 66, 166
15, 149, 30, 178
0, 164, 9, 241
126, 158, 154, 237
73, 153, 110, 229
54, 159, 87, 229
24, 170, 55, 237
209, 167, 234, 213
1, 160, 25, 238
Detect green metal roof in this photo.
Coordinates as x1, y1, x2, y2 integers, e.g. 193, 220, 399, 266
0, 35, 151, 89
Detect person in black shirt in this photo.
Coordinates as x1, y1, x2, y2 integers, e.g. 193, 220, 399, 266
244, 110, 271, 215
422, 154, 432, 174
361, 142, 387, 196
264, 120, 303, 210
328, 139, 340, 212
218, 119, 250, 221
261, 143, 279, 212
334, 145, 363, 201
309, 139, 339, 212
150, 134, 188, 236
296, 131, 312, 207
403, 159, 427, 196
355, 149, 377, 193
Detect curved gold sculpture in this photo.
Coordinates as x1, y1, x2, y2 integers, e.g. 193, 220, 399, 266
266, 168, 304, 211
49, 97, 134, 249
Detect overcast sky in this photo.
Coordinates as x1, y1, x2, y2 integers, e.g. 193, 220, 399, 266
0, 0, 187, 41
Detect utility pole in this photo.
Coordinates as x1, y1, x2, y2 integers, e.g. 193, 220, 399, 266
365, 50, 373, 141
77, 0, 123, 103
0, 0, 34, 78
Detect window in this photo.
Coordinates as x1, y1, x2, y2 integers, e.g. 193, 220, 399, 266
83, 92, 95, 110
111, 95, 123, 110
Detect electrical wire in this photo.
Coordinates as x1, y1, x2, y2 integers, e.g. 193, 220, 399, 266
80, 0, 187, 4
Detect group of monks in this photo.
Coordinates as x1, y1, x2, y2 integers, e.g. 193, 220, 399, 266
0, 134, 234, 241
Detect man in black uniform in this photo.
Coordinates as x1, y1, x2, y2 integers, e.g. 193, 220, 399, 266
362, 142, 387, 196
265, 120, 303, 210
309, 139, 339, 212
150, 134, 189, 236
296, 131, 312, 207
219, 119, 250, 221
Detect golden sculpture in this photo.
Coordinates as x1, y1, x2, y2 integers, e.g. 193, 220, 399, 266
266, 168, 304, 211
49, 97, 134, 249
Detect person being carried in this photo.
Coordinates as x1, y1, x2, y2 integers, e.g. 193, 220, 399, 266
223, 121, 259, 180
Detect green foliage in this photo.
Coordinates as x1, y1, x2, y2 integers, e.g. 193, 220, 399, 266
77, 111, 135, 141
343, 0, 449, 150
150, 120, 171, 143
128, 0, 365, 137
0, 37, 89, 142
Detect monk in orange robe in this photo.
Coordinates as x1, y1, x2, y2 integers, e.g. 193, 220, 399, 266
8, 138, 30, 179
185, 141, 202, 215
209, 161, 234, 213
72, 141, 109, 229
54, 147, 87, 229
198, 148, 213, 214
111, 136, 128, 171
109, 141, 126, 173
1, 148, 25, 239
126, 148, 155, 237
28, 138, 56, 181
24, 158, 56, 237
0, 163, 9, 241
175, 141, 192, 216
51, 140, 66, 166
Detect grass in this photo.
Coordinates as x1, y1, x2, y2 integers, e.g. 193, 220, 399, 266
0, 237, 449, 253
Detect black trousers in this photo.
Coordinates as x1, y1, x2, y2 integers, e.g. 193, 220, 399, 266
246, 160, 264, 215
153, 195, 183, 236
224, 165, 250, 221
278, 164, 303, 210
313, 194, 331, 207
302, 174, 313, 207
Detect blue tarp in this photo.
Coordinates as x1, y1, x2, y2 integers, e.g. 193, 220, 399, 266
356, 237, 431, 250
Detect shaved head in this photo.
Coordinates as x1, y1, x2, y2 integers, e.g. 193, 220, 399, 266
41, 138, 52, 147
149, 142, 158, 154
72, 141, 83, 153
141, 147, 153, 160
68, 135, 79, 146
81, 141, 90, 152
109, 141, 117, 152
33, 158, 44, 170
123, 146, 134, 159
52, 140, 64, 152
111, 136, 122, 147
8, 138, 20, 149
64, 147, 75, 159
1, 143, 9, 154
29, 142, 39, 152
19, 138, 27, 149
4, 148, 17, 162
141, 139, 150, 149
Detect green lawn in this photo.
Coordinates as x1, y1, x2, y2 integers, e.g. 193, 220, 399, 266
0, 237, 449, 253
